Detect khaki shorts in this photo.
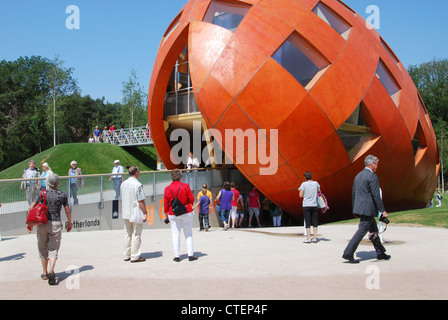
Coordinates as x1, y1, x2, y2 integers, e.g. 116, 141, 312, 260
249, 207, 260, 217
36, 221, 62, 260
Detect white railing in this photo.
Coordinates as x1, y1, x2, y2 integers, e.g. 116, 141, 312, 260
0, 167, 247, 215
102, 126, 153, 146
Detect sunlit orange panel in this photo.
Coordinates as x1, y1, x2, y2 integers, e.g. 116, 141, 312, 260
147, 0, 439, 221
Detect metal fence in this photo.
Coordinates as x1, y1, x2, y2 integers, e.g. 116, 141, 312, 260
102, 126, 153, 146
0, 167, 248, 215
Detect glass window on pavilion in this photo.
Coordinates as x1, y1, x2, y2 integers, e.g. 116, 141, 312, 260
164, 45, 200, 117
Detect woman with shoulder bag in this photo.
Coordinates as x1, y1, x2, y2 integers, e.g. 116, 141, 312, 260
163, 169, 197, 262
27, 173, 72, 285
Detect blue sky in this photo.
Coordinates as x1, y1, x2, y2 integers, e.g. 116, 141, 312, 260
1, 0, 447, 104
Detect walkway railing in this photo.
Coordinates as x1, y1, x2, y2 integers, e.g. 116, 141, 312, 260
103, 126, 153, 146
0, 167, 248, 215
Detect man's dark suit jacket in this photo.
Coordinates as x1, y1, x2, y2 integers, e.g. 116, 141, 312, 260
352, 168, 385, 217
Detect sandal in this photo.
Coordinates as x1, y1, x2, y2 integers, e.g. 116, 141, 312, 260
48, 271, 56, 285
303, 239, 312, 243
130, 257, 146, 263
312, 239, 317, 243
41, 273, 48, 280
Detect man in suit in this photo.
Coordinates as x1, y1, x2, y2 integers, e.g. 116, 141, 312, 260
342, 155, 391, 263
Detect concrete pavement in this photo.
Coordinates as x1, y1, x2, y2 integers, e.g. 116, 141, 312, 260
1, 224, 447, 300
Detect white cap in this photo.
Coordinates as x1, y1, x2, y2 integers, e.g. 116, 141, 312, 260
114, 160, 120, 164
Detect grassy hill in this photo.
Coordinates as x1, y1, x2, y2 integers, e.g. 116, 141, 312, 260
0, 143, 158, 179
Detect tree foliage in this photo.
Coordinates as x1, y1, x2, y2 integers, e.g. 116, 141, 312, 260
0, 56, 58, 168
121, 68, 148, 128
408, 58, 448, 185
0, 56, 148, 171
408, 58, 448, 130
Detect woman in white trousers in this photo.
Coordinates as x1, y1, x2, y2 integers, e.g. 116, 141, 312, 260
169, 212, 194, 260
164, 169, 197, 262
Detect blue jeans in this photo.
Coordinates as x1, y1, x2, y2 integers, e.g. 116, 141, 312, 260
199, 214, 209, 230
112, 178, 122, 199
70, 183, 78, 205
220, 209, 230, 223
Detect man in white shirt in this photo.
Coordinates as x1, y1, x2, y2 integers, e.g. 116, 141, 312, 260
186, 152, 199, 170
185, 152, 200, 188
20, 160, 40, 204
121, 166, 147, 263
109, 160, 124, 200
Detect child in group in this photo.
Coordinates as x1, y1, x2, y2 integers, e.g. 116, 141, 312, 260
193, 187, 211, 231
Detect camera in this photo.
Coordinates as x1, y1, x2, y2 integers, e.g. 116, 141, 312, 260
379, 214, 390, 224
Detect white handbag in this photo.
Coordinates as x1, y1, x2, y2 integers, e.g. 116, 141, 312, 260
130, 201, 145, 224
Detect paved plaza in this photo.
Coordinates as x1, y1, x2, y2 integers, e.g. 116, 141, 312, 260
1, 224, 447, 300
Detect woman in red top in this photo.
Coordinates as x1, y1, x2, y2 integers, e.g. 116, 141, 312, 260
164, 169, 197, 262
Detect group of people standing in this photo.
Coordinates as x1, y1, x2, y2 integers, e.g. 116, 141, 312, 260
214, 183, 283, 230
20, 160, 50, 204
88, 124, 151, 145
20, 160, 84, 206
26, 154, 391, 285
25, 165, 196, 284
89, 125, 119, 144
21, 159, 125, 207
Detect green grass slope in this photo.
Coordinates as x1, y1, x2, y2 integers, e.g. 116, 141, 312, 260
0, 143, 158, 179
331, 195, 448, 229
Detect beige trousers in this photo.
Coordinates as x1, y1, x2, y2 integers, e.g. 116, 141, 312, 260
36, 221, 62, 260
124, 219, 143, 261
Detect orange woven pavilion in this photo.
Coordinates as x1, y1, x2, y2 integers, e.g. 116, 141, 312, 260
148, 0, 440, 221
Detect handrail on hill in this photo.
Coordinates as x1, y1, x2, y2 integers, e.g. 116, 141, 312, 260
103, 126, 153, 146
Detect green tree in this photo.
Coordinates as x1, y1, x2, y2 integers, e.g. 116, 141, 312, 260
408, 58, 448, 124
48, 55, 79, 146
0, 56, 78, 170
408, 58, 448, 187
0, 56, 53, 168
121, 68, 147, 128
